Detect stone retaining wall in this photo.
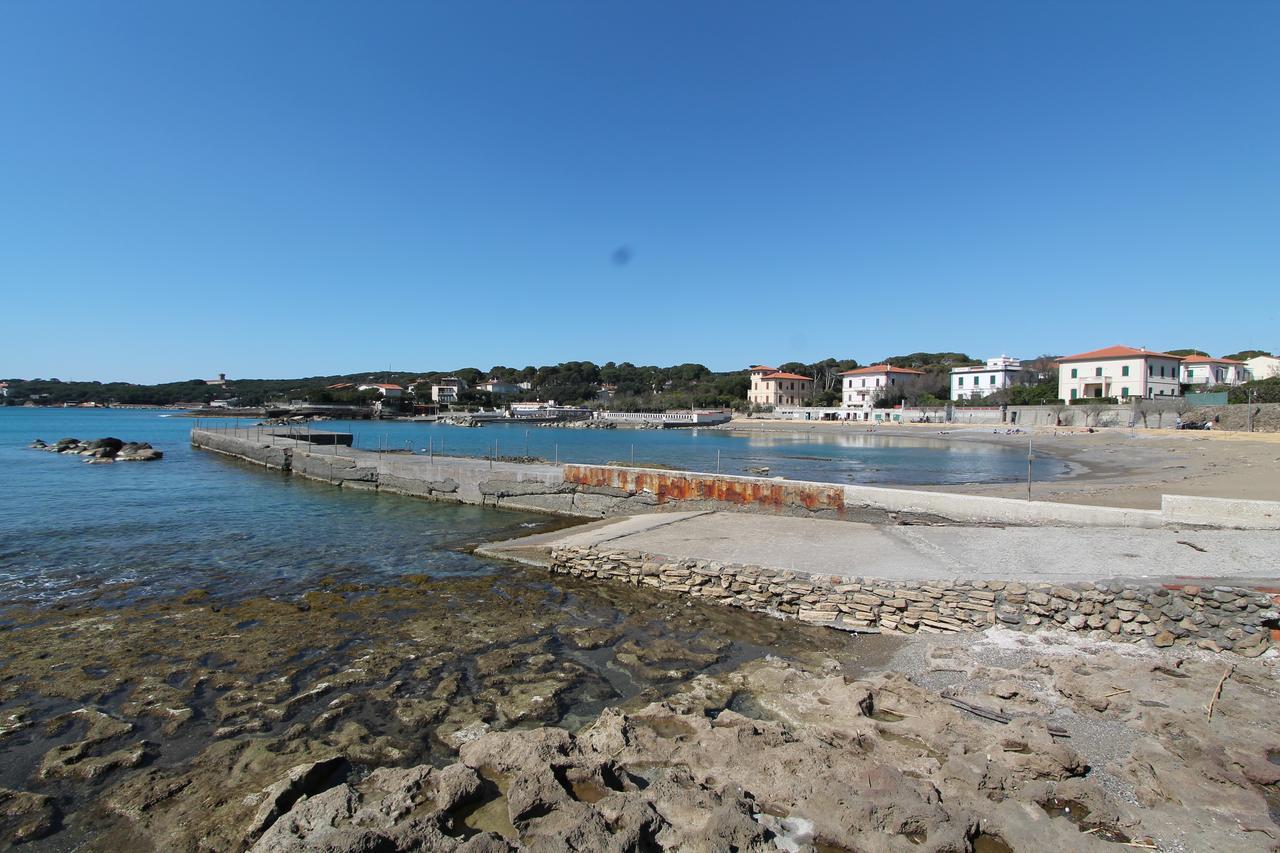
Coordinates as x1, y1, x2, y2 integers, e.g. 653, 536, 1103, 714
550, 545, 1279, 656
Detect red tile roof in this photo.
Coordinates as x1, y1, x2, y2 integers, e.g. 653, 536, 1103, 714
748, 365, 777, 372
761, 372, 813, 381
1056, 345, 1180, 362
368, 383, 403, 390
1180, 355, 1243, 364
839, 364, 926, 376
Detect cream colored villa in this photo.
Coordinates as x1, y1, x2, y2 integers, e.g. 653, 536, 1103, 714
1245, 355, 1280, 381
1180, 355, 1251, 387
747, 365, 814, 407
840, 364, 925, 414
1056, 345, 1183, 401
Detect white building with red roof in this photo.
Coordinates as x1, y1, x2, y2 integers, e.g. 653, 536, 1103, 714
357, 383, 404, 398
839, 364, 925, 415
1180, 355, 1251, 387
746, 365, 814, 407
1056, 345, 1182, 401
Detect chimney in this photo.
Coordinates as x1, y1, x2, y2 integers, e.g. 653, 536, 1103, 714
219, 373, 226, 381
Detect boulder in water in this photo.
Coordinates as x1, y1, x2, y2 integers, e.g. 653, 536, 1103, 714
118, 445, 163, 462
87, 437, 125, 455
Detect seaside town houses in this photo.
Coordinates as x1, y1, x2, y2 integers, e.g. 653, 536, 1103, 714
1180, 355, 1251, 387
430, 376, 468, 404
357, 383, 403, 398
1055, 345, 1183, 401
747, 366, 814, 407
840, 364, 925, 419
475, 378, 521, 396
949, 356, 1038, 401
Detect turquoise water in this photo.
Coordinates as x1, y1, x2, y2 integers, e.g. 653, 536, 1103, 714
1, 408, 1066, 606
0, 409, 551, 607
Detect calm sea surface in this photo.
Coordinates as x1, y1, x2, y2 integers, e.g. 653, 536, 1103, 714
0, 408, 1067, 606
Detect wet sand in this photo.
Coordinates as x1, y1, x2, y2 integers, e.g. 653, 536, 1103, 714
729, 419, 1280, 509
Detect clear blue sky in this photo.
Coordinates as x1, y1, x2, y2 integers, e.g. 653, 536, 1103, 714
2, 1, 1277, 383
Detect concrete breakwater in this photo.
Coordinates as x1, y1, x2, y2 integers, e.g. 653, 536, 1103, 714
190, 428, 1280, 529
550, 544, 1280, 655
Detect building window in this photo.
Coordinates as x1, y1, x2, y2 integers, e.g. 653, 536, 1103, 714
1070, 389, 1077, 400
1070, 368, 1078, 378
1122, 365, 1129, 377
1148, 364, 1153, 376
989, 375, 996, 385
1121, 387, 1129, 397
958, 377, 964, 386
1095, 367, 1103, 377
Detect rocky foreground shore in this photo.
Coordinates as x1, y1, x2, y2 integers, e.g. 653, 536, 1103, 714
2, 571, 1277, 851
28, 437, 162, 462
238, 633, 1280, 853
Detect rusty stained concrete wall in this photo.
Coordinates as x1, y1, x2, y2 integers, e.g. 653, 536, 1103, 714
563, 464, 856, 519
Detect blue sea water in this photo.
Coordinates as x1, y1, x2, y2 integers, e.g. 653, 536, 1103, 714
0, 409, 551, 607
0, 408, 1067, 606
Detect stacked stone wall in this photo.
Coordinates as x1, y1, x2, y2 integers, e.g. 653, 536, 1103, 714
550, 545, 1278, 655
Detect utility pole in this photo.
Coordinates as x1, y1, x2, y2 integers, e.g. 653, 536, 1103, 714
1026, 432, 1034, 502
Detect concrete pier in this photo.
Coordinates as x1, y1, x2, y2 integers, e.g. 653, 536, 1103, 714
190, 427, 1280, 529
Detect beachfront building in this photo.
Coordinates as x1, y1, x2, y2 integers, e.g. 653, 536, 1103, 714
840, 365, 926, 417
1180, 356, 1251, 387
0, 382, 8, 398
476, 378, 521, 396
1056, 345, 1182, 401
949, 356, 1037, 401
358, 383, 404, 398
747, 365, 814, 407
1245, 355, 1280, 381
430, 377, 468, 404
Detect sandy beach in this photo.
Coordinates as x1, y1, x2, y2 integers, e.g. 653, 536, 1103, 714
726, 419, 1280, 510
